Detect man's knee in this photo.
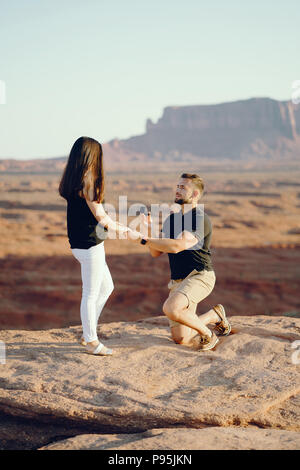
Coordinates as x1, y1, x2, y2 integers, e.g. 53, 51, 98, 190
163, 300, 181, 322
163, 293, 188, 320
162, 298, 171, 315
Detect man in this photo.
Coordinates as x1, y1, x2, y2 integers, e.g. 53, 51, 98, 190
131, 173, 231, 351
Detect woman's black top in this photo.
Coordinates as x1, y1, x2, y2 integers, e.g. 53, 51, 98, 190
67, 194, 107, 249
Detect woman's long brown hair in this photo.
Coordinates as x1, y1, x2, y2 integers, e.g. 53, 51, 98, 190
59, 137, 105, 202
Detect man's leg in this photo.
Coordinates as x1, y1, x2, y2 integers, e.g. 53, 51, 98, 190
164, 270, 221, 345
163, 291, 217, 339
169, 302, 221, 345
198, 308, 222, 326
166, 282, 197, 344
170, 302, 198, 345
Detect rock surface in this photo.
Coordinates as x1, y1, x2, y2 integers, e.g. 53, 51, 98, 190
0, 412, 87, 450
39, 427, 300, 450
0, 315, 300, 449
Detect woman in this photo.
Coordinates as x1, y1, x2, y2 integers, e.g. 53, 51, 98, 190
59, 136, 139, 356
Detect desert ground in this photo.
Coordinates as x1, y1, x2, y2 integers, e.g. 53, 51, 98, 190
1, 162, 300, 451
0, 163, 299, 330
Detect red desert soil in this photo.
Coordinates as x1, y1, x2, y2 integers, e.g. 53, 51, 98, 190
0, 244, 299, 330
0, 168, 300, 329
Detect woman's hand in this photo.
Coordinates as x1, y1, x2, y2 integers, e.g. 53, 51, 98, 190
127, 228, 144, 243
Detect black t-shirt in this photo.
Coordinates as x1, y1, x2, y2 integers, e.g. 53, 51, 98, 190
67, 194, 107, 249
161, 207, 213, 279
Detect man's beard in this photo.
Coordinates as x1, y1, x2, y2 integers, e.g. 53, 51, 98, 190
175, 196, 191, 205
175, 197, 185, 205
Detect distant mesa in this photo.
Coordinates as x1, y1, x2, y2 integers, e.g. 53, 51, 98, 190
115, 97, 300, 160
1, 98, 300, 172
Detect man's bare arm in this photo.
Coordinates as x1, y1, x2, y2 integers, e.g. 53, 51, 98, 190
130, 213, 198, 255
144, 231, 198, 254
149, 246, 163, 258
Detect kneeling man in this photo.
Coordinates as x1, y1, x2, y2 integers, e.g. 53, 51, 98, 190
134, 173, 231, 351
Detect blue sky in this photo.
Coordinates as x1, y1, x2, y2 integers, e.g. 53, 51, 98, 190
0, 0, 299, 159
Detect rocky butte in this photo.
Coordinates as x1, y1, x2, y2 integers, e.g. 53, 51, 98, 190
114, 97, 300, 160
1, 98, 299, 173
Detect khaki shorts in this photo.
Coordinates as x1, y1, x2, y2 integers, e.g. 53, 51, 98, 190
167, 269, 216, 328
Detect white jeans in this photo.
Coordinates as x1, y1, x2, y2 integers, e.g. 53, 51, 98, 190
71, 243, 114, 343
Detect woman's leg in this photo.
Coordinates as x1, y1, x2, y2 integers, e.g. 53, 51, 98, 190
72, 244, 106, 343
95, 262, 114, 325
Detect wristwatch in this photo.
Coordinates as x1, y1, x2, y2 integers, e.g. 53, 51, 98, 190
140, 238, 148, 245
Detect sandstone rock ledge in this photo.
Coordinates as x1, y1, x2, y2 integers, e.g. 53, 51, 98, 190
39, 427, 300, 450
0, 315, 300, 450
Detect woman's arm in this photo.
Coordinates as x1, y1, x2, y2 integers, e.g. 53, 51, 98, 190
85, 199, 130, 234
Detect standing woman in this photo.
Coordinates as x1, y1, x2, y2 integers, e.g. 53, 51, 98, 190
59, 137, 136, 356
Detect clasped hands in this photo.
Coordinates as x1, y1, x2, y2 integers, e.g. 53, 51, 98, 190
127, 213, 151, 243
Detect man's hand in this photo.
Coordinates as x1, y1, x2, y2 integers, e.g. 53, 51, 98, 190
139, 213, 163, 257
140, 213, 152, 237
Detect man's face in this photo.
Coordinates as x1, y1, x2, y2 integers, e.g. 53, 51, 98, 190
174, 178, 195, 205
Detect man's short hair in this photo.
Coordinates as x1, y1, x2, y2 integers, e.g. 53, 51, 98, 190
181, 173, 204, 198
